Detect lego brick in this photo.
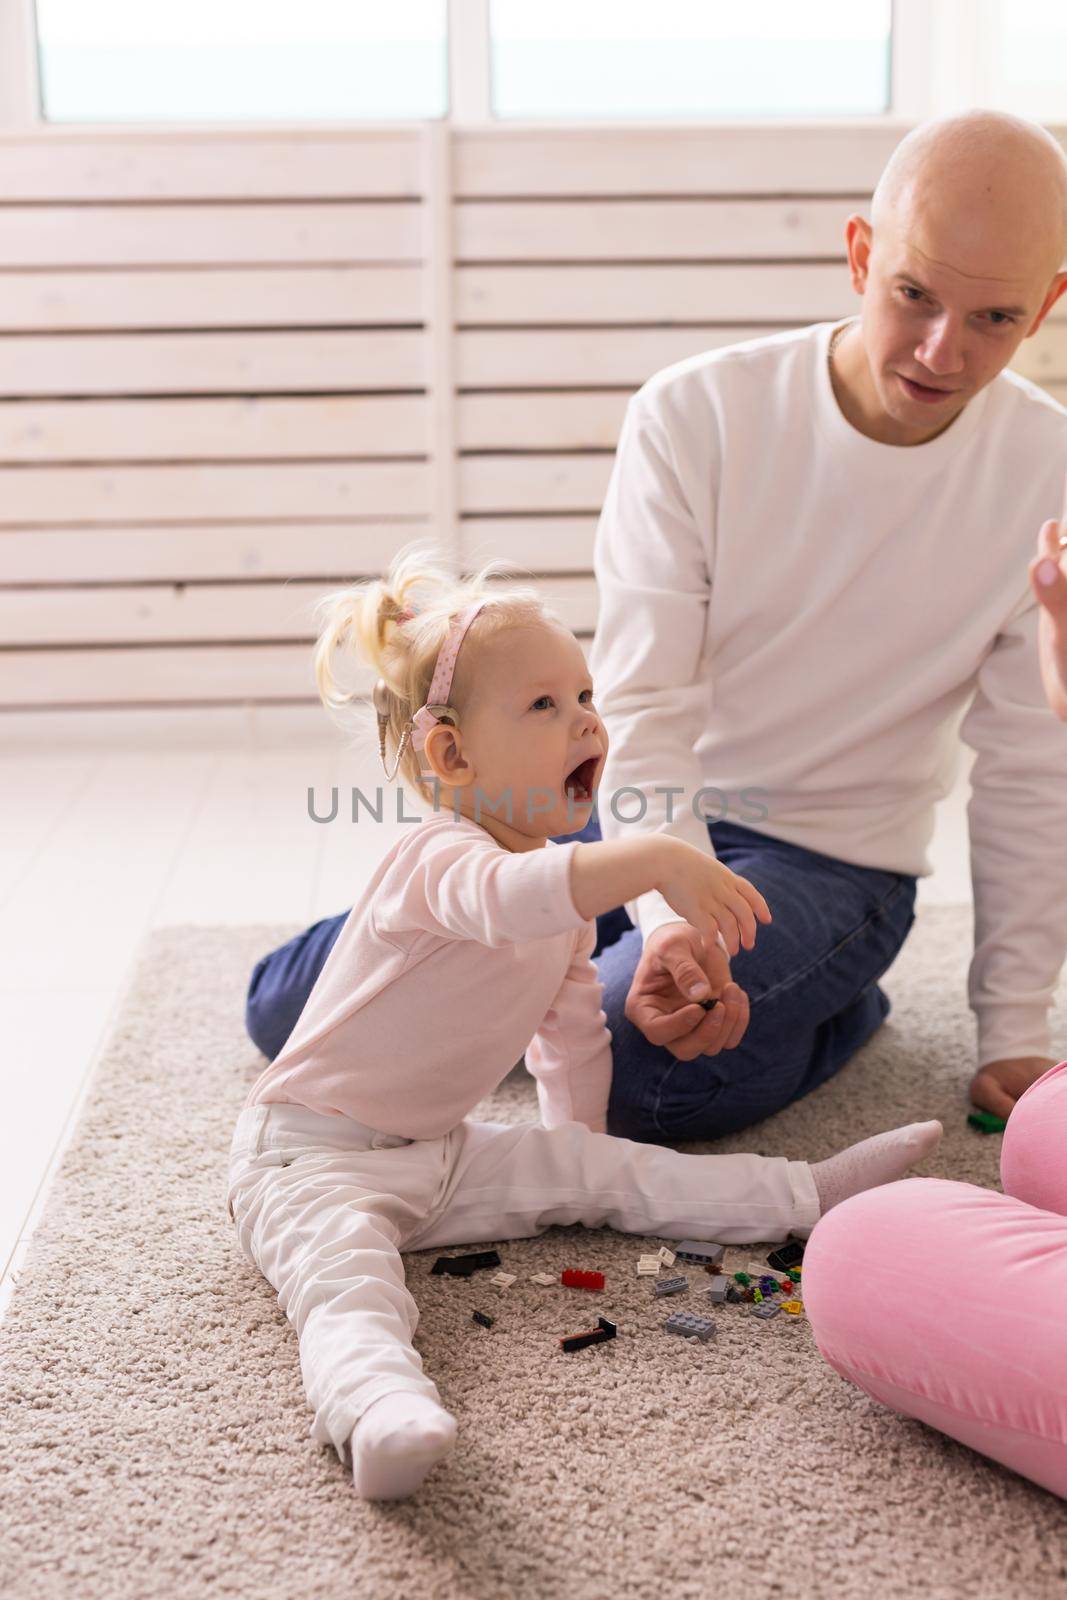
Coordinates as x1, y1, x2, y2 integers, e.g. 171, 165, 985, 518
705, 1278, 729, 1304
560, 1328, 609, 1352
560, 1317, 617, 1353
747, 1261, 768, 1278
750, 1300, 782, 1320
968, 1109, 1008, 1134
725, 1285, 743, 1304
657, 1246, 677, 1266
663, 1310, 716, 1343
766, 1240, 806, 1272
472, 1310, 494, 1329
430, 1249, 502, 1277
674, 1240, 726, 1266
782, 1300, 804, 1315
529, 1273, 556, 1287
489, 1272, 516, 1288
561, 1268, 605, 1291
637, 1255, 661, 1275
653, 1275, 689, 1297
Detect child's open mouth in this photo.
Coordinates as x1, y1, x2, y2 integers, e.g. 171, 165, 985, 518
564, 756, 599, 803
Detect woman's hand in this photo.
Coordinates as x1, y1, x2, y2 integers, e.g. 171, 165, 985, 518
1030, 467, 1067, 721
653, 837, 772, 957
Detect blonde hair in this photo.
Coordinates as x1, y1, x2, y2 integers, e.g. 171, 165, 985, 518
312, 539, 561, 804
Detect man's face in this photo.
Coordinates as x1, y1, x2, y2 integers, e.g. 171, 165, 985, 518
857, 229, 1044, 442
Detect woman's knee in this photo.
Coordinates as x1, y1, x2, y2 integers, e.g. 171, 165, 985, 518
802, 1178, 981, 1354
803, 1177, 1067, 1498
1000, 1058, 1067, 1215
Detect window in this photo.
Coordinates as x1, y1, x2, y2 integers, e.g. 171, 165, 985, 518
489, 0, 892, 120
986, 1, 1067, 123
33, 0, 448, 123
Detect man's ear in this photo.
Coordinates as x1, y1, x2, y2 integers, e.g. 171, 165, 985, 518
844, 214, 872, 296
1023, 269, 1067, 339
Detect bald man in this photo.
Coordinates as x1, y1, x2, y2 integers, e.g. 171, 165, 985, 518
578, 107, 1067, 1140
244, 110, 1067, 1146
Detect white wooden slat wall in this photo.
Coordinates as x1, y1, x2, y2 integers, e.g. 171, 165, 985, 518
1, 122, 1065, 711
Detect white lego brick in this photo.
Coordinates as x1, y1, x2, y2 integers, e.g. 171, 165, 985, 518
529, 1273, 556, 1287
657, 1246, 676, 1266
490, 1272, 516, 1288
637, 1255, 661, 1275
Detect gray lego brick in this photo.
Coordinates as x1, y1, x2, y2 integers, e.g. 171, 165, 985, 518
653, 1275, 689, 1297
663, 1310, 716, 1343
673, 1240, 726, 1266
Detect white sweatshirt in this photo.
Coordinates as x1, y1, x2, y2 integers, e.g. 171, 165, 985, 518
587, 317, 1067, 1069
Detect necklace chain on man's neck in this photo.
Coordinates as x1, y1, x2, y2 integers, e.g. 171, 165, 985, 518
828, 320, 850, 373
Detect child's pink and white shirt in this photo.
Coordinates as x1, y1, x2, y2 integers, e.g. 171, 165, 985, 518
243, 810, 613, 1136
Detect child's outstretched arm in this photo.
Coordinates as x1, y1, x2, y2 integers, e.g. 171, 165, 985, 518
379, 824, 590, 947
570, 835, 771, 958
379, 819, 769, 960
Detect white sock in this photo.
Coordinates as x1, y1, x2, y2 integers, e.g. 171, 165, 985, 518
810, 1119, 943, 1217
350, 1391, 457, 1501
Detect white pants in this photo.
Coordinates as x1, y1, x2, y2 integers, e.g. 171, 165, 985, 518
226, 1101, 820, 1465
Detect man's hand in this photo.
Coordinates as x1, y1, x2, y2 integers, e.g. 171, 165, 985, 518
969, 1055, 1054, 1119
624, 921, 751, 1061
1029, 467, 1067, 720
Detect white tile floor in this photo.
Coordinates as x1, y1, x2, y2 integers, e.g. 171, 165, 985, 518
0, 703, 977, 1323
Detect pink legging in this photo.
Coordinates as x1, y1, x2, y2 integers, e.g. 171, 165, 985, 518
802, 1059, 1067, 1500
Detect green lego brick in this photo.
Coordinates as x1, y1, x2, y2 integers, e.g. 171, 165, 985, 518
967, 1110, 1008, 1134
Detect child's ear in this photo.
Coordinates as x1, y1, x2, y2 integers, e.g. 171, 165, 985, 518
424, 725, 475, 785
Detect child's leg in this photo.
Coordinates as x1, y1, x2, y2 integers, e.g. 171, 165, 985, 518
402, 1116, 937, 1253
1000, 1058, 1067, 1215
229, 1127, 456, 1495
802, 1177, 1067, 1500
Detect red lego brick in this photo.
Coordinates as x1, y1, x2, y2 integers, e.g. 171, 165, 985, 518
561, 1268, 605, 1291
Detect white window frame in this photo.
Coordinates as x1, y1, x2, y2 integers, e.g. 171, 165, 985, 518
0, 0, 38, 126
0, 0, 1030, 130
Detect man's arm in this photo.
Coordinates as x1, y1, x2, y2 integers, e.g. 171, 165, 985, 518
959, 587, 1067, 1076
587, 386, 718, 940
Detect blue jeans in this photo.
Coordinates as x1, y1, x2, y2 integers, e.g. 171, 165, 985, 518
245, 810, 917, 1143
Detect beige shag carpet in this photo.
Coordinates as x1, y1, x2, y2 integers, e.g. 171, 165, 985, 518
3, 907, 1067, 1600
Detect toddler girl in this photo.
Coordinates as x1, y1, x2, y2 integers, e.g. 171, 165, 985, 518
226, 542, 942, 1501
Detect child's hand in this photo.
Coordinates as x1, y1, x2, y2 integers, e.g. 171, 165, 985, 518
1030, 468, 1067, 722
654, 838, 772, 957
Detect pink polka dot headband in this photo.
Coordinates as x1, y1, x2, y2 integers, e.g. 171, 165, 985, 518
409, 598, 488, 752
372, 597, 488, 777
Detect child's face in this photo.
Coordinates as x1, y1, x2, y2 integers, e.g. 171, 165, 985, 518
422, 620, 608, 848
